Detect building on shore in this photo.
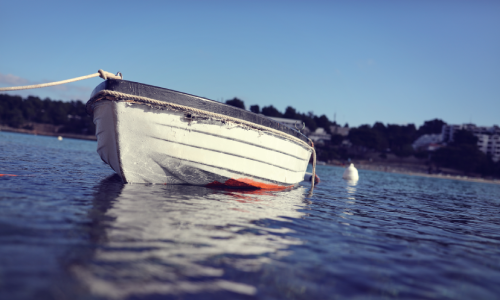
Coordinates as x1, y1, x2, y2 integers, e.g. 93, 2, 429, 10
478, 134, 500, 162
268, 116, 332, 145
330, 125, 350, 136
442, 124, 500, 162
412, 134, 443, 151
308, 127, 332, 145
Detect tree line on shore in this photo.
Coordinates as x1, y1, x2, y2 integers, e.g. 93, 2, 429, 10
225, 97, 445, 157
0, 94, 95, 135
345, 123, 500, 177
225, 97, 500, 178
1, 93, 499, 178
225, 98, 340, 133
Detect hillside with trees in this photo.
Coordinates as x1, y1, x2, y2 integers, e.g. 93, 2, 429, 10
0, 94, 95, 136
227, 99, 500, 178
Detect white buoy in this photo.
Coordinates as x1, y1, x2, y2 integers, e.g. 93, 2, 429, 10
57, 136, 63, 141
342, 163, 359, 181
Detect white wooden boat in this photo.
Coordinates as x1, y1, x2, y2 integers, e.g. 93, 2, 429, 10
86, 79, 314, 189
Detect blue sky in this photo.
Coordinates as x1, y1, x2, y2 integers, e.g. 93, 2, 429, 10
1, 0, 499, 128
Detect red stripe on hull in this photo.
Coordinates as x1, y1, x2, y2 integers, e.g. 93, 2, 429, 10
206, 178, 292, 190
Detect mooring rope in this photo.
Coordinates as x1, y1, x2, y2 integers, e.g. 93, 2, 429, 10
309, 141, 317, 190
0, 70, 122, 92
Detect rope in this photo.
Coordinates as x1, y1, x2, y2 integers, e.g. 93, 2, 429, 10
309, 140, 316, 190
87, 90, 318, 189
0, 70, 122, 92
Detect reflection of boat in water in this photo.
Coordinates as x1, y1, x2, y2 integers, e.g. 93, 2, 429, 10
86, 79, 314, 188
73, 175, 309, 298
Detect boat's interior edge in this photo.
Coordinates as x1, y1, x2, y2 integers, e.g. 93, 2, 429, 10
91, 79, 310, 143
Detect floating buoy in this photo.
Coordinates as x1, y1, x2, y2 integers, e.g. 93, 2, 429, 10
58, 136, 63, 141
342, 163, 359, 181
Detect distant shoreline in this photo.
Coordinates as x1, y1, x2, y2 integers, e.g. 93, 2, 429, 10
0, 125, 97, 141
399, 170, 500, 185
2, 126, 499, 185
344, 162, 500, 185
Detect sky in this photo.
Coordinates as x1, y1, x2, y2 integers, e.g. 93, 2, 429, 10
1, 0, 499, 128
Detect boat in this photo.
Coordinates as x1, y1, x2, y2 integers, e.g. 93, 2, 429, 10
86, 79, 315, 189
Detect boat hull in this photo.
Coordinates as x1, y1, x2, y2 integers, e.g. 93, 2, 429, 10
93, 100, 312, 188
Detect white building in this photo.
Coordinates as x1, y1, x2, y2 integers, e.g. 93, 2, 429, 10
441, 124, 461, 143
412, 134, 443, 151
477, 134, 489, 153
478, 134, 500, 162
330, 125, 350, 136
308, 127, 331, 145
442, 124, 500, 162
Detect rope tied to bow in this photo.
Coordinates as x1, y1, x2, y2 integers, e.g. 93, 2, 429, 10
0, 70, 122, 92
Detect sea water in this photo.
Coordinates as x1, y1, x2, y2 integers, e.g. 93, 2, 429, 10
1, 131, 500, 300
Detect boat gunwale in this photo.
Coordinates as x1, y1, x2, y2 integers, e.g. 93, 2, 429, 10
86, 79, 310, 143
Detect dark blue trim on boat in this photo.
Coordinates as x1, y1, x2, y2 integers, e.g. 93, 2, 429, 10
89, 79, 310, 143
